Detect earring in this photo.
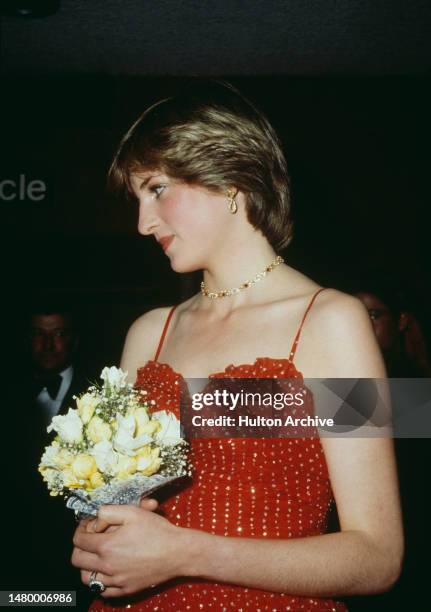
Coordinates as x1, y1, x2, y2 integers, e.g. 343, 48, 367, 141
227, 189, 238, 214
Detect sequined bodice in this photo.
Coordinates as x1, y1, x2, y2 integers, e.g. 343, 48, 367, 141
90, 357, 347, 612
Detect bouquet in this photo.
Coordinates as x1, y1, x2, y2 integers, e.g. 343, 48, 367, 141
39, 366, 189, 517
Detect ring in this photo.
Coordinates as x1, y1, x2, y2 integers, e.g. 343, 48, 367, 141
88, 570, 106, 594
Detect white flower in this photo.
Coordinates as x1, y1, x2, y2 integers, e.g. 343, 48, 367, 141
47, 408, 83, 444
130, 406, 160, 436
40, 444, 60, 468
86, 416, 112, 443
113, 413, 152, 456
112, 454, 137, 478
71, 454, 97, 479
152, 410, 182, 446
100, 366, 129, 389
76, 393, 101, 424
132, 406, 150, 428
136, 446, 162, 476
90, 440, 119, 474
40, 467, 59, 488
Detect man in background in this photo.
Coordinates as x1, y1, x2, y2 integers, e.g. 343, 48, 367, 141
30, 307, 86, 434
3, 302, 93, 607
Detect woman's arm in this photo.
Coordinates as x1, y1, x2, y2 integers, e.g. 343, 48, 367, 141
119, 307, 171, 383
185, 439, 401, 597
72, 292, 403, 598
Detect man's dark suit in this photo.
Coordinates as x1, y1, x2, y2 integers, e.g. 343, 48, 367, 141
3, 366, 93, 609
32, 367, 92, 450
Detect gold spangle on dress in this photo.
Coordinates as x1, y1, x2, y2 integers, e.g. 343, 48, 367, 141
97, 352, 347, 610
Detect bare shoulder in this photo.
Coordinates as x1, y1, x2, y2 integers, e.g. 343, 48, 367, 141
310, 288, 370, 328
296, 288, 386, 377
126, 306, 173, 340
120, 306, 173, 383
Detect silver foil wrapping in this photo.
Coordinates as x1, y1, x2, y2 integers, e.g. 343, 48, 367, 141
66, 473, 180, 518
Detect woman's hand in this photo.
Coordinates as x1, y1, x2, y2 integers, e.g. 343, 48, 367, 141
72, 500, 190, 598
83, 498, 158, 534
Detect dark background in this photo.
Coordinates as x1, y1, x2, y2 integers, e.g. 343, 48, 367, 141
1, 2, 430, 610
2, 75, 430, 369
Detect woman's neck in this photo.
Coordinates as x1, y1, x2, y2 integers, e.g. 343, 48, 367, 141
199, 245, 286, 314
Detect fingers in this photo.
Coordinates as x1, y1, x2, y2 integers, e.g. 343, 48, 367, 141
140, 497, 158, 511
83, 502, 157, 534
101, 587, 126, 598
91, 517, 111, 533
95, 523, 119, 534
97, 504, 139, 526
73, 528, 105, 553
76, 520, 93, 535
84, 517, 119, 533
85, 519, 97, 533
71, 547, 107, 574
94, 501, 157, 533
81, 569, 124, 597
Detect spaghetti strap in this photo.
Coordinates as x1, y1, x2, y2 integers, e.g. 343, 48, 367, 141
289, 288, 326, 362
154, 305, 178, 362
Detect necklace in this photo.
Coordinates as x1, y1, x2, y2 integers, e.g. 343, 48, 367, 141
200, 255, 284, 299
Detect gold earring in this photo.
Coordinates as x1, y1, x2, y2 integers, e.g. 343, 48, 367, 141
227, 190, 238, 214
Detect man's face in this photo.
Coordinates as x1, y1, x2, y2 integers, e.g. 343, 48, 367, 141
31, 314, 76, 373
356, 292, 399, 352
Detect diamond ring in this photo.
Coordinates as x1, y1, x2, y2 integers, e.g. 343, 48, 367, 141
88, 570, 106, 594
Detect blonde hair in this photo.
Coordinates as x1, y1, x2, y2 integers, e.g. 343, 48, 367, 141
109, 81, 293, 250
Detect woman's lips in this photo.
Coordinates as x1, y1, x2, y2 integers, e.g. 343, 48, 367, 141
158, 235, 174, 251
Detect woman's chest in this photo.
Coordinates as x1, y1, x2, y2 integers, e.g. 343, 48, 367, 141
159, 313, 295, 378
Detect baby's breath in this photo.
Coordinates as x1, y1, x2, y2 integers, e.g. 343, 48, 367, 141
159, 440, 191, 477
39, 366, 190, 505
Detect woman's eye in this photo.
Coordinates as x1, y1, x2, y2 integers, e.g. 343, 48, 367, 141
150, 184, 165, 198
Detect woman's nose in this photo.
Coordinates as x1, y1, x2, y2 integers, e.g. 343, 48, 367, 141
138, 200, 159, 235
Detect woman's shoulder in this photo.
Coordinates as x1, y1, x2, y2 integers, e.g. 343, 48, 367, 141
309, 287, 368, 322
128, 306, 174, 336
299, 286, 373, 343
125, 295, 198, 343
295, 287, 385, 377
120, 306, 175, 381
280, 268, 366, 323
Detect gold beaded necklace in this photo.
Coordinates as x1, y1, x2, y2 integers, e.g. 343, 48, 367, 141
200, 255, 284, 299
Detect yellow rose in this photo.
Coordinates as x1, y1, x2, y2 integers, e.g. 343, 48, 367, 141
86, 416, 112, 443
136, 446, 161, 476
71, 454, 97, 480
39, 466, 56, 483
55, 448, 74, 469
62, 468, 80, 488
76, 393, 101, 424
133, 406, 148, 425
89, 471, 105, 489
137, 419, 160, 437
113, 454, 137, 479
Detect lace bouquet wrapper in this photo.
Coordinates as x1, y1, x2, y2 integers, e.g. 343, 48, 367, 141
39, 366, 190, 518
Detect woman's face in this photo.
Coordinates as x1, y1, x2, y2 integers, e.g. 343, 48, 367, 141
130, 171, 229, 272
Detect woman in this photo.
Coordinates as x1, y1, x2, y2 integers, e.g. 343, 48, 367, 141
72, 82, 403, 611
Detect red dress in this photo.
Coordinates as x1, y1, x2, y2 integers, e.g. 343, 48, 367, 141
90, 291, 347, 612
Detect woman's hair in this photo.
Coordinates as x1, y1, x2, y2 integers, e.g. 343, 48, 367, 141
109, 80, 293, 251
